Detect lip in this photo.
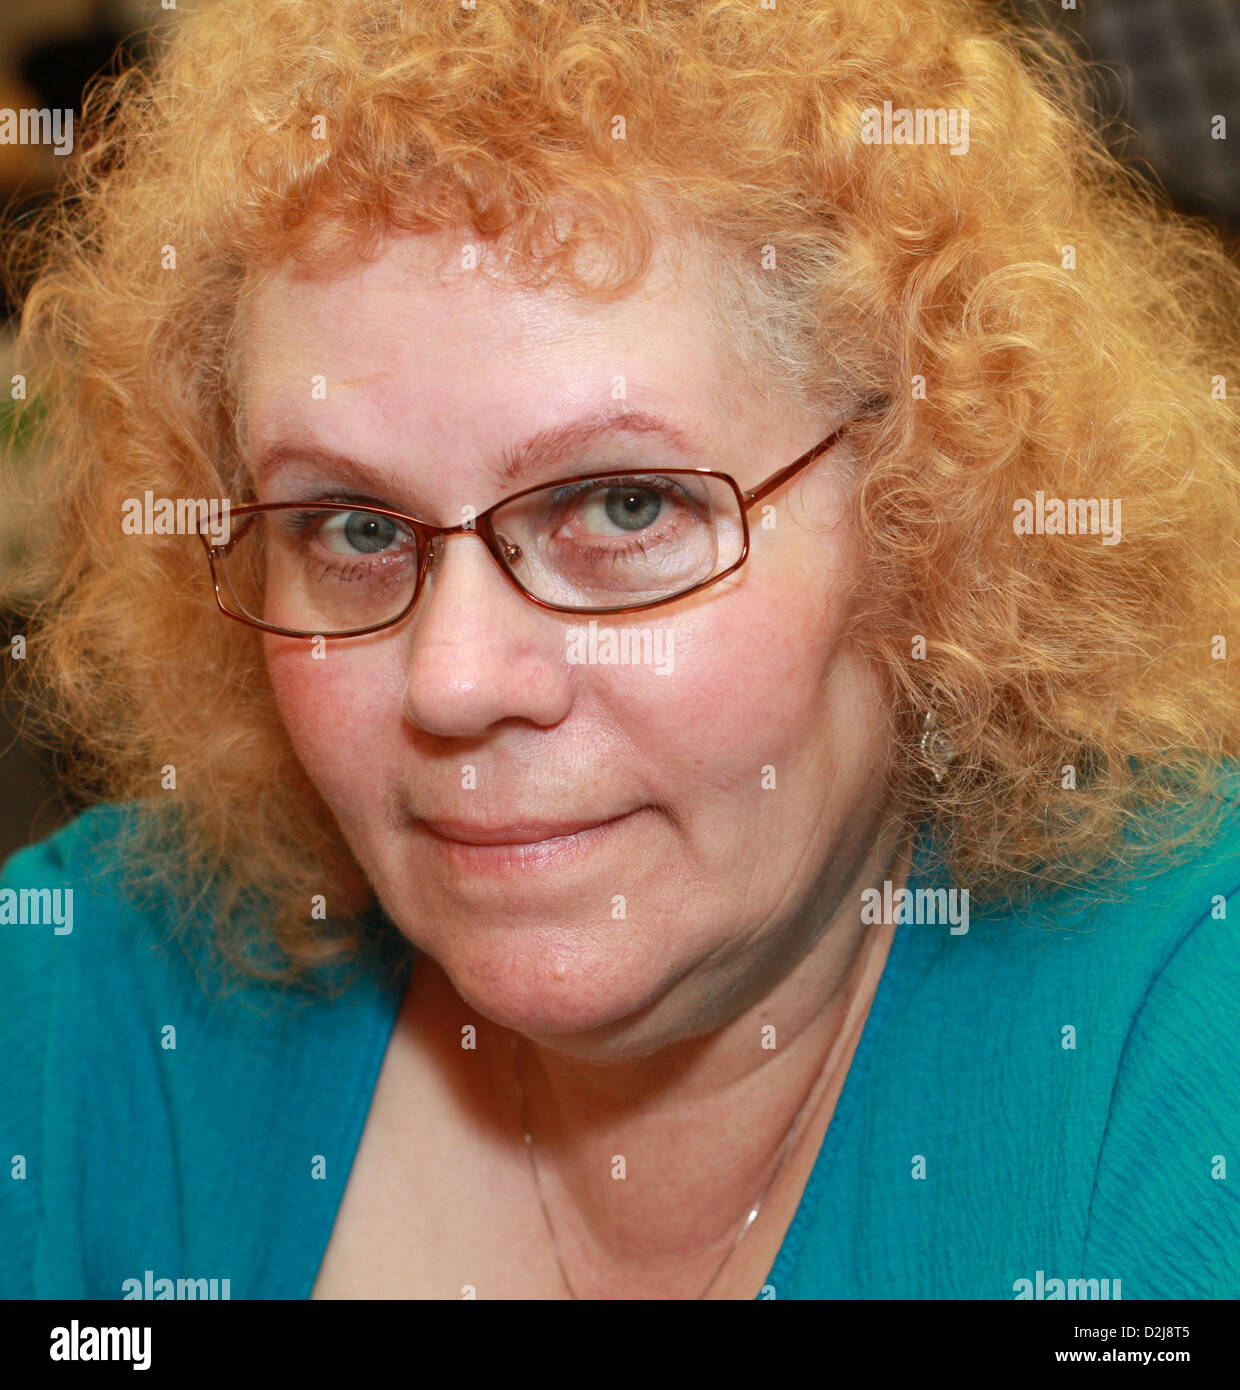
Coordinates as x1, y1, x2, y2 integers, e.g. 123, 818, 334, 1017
420, 816, 625, 846
416, 808, 644, 873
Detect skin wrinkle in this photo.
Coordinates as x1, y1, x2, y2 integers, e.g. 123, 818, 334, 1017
243, 224, 909, 1293
0, 0, 1234, 1295
6, 0, 1237, 1008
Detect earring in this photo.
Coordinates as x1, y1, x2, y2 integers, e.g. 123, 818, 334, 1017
920, 709, 955, 784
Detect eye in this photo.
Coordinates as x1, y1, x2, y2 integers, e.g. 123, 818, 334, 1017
578, 484, 666, 535
317, 511, 404, 555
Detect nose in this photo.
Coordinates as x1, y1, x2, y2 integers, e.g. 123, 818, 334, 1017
399, 531, 573, 739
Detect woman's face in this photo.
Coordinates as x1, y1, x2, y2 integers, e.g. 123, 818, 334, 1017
241, 229, 895, 1052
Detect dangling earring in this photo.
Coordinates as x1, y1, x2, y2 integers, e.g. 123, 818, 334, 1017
920, 709, 955, 784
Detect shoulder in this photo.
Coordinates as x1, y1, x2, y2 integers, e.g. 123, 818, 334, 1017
0, 800, 400, 1044
948, 765, 1240, 982
0, 803, 197, 1009
887, 773, 1240, 1095
0, 801, 140, 890
980, 771, 1240, 1297
772, 773, 1240, 1299
0, 805, 154, 1298
969, 768, 1240, 1065
0, 804, 140, 1014
1, 804, 409, 1299
1076, 777, 1240, 1295
0, 802, 167, 963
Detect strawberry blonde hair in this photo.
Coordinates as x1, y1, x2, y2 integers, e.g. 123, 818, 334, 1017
4, 0, 1239, 986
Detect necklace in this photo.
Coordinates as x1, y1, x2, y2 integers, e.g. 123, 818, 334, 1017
511, 1034, 823, 1300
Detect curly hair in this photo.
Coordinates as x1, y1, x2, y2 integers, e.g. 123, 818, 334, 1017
4, 0, 1238, 988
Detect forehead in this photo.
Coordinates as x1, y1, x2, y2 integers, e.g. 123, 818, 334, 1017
236, 228, 737, 418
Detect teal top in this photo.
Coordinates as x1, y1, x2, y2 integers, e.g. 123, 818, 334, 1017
2, 790, 1239, 1301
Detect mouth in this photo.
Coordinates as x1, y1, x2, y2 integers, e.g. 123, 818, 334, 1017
416, 808, 645, 872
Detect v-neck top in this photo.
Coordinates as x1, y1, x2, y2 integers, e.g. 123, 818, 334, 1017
3, 787, 1239, 1299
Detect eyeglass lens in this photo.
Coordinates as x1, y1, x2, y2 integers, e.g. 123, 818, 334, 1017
212, 473, 746, 632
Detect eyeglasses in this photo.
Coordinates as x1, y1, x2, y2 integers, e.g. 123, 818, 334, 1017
198, 418, 852, 638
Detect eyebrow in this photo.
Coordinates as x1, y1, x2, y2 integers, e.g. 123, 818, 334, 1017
251, 408, 710, 504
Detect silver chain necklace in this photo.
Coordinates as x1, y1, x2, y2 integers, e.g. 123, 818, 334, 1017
511, 1034, 821, 1300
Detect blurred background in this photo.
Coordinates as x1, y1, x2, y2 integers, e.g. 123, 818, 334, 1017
1, 0, 1238, 862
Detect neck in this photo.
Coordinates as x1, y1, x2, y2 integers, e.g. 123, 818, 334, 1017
491, 821, 911, 1295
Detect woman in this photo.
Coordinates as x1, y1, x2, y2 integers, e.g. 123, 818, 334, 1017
2, 0, 1238, 1301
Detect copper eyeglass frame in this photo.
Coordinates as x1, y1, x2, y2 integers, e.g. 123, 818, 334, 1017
199, 416, 853, 639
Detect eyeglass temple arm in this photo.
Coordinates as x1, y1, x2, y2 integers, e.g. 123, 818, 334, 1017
740, 391, 893, 509
741, 419, 851, 509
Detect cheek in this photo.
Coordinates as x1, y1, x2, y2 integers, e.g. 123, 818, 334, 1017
602, 556, 868, 798
263, 641, 398, 804
583, 603, 845, 828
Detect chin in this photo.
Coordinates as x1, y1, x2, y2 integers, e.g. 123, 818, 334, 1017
428, 928, 682, 1056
